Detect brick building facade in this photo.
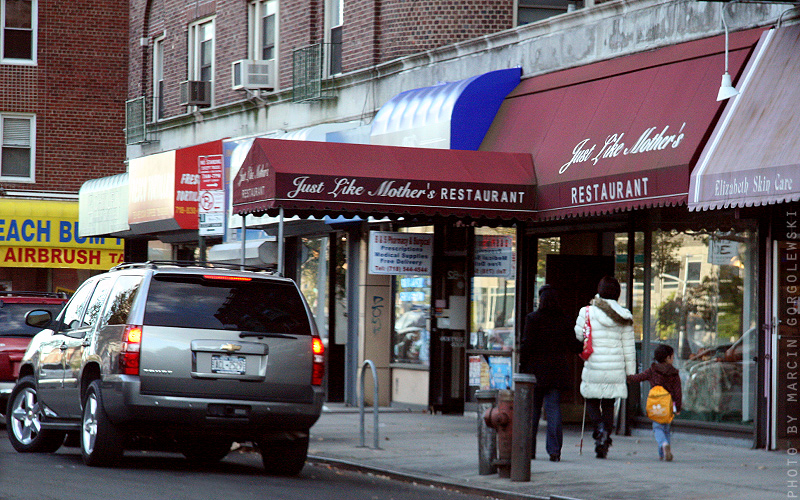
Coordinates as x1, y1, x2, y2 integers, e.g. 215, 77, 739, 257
128, 0, 514, 121
114, 0, 795, 449
1, 0, 128, 194
0, 0, 128, 292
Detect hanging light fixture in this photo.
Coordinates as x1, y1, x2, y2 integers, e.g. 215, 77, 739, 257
717, 3, 740, 101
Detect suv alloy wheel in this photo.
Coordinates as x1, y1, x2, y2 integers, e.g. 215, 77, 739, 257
6, 376, 65, 453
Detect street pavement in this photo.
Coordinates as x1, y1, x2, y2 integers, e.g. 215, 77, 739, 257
307, 404, 792, 500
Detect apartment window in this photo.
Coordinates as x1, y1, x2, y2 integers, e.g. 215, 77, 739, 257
326, 0, 342, 75
0, 114, 34, 182
1, 0, 35, 62
188, 18, 214, 103
249, 0, 277, 61
153, 36, 164, 120
518, 0, 580, 26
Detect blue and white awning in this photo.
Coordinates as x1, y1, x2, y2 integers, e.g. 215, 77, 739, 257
370, 68, 521, 150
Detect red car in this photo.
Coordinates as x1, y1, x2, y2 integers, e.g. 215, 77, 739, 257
0, 291, 68, 417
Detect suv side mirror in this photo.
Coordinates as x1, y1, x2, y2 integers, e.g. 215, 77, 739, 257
25, 309, 54, 329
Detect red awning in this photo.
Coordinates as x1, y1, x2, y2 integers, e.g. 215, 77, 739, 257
232, 139, 536, 220
480, 29, 764, 220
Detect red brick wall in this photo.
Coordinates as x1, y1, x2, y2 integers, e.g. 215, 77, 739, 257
0, 0, 128, 194
375, 0, 514, 64
130, 0, 514, 120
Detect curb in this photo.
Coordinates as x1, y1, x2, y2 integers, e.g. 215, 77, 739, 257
307, 455, 550, 500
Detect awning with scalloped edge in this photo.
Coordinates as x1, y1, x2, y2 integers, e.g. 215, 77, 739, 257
690, 26, 800, 211
232, 138, 536, 220
480, 29, 764, 220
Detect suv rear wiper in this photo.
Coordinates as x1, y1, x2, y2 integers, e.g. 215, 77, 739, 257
239, 332, 297, 339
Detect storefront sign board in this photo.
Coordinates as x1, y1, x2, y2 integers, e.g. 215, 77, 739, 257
232, 139, 535, 220
0, 200, 124, 270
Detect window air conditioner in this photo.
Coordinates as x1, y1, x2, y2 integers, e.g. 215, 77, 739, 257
232, 59, 275, 91
179, 80, 211, 107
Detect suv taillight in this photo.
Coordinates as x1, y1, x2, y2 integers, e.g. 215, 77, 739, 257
312, 336, 325, 386
119, 325, 142, 375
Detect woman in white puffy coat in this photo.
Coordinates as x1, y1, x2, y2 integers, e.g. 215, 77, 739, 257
575, 276, 636, 458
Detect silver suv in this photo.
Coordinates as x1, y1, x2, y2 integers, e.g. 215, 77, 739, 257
5, 261, 325, 475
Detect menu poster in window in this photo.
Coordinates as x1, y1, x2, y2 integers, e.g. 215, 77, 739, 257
489, 355, 512, 390
474, 235, 514, 278
468, 355, 482, 387
369, 231, 433, 275
469, 355, 493, 389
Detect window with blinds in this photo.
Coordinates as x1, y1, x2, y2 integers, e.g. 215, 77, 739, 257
0, 114, 34, 181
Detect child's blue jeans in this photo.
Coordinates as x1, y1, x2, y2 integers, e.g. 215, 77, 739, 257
652, 421, 671, 457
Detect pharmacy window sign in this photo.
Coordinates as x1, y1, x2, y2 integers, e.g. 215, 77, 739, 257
369, 231, 433, 275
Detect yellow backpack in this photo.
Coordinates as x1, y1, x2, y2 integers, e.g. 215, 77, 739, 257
646, 385, 674, 424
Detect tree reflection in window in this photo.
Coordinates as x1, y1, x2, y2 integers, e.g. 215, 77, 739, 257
102, 276, 143, 326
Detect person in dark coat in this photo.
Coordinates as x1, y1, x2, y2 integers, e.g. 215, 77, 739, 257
519, 285, 583, 462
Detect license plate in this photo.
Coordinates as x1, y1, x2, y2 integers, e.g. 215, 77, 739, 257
211, 355, 247, 375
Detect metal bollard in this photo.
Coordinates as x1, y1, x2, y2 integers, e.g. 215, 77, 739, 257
510, 373, 537, 482
476, 389, 498, 475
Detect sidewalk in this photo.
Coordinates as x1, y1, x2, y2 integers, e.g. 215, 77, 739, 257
307, 405, 791, 500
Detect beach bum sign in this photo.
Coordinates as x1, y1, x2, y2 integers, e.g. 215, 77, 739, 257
369, 231, 433, 275
556, 123, 687, 208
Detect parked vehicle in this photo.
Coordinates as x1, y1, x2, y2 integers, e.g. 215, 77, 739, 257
0, 291, 68, 418
5, 261, 325, 475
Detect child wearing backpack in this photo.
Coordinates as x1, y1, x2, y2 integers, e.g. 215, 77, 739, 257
627, 344, 682, 461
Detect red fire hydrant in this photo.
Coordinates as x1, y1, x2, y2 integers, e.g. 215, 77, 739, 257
483, 389, 513, 478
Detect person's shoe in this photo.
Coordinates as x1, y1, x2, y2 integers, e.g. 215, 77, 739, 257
549, 454, 560, 462
594, 428, 610, 458
663, 444, 673, 462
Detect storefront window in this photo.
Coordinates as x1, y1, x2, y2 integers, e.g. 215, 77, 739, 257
535, 236, 560, 304
615, 232, 645, 339
392, 226, 433, 366
467, 228, 516, 393
471, 227, 516, 351
300, 236, 330, 340
332, 234, 348, 347
393, 275, 431, 365
648, 229, 757, 425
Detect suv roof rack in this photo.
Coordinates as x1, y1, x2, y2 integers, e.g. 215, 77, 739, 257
0, 290, 69, 299
110, 260, 277, 274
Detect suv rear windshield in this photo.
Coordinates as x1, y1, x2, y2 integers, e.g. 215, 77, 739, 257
0, 302, 66, 338
143, 275, 312, 335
